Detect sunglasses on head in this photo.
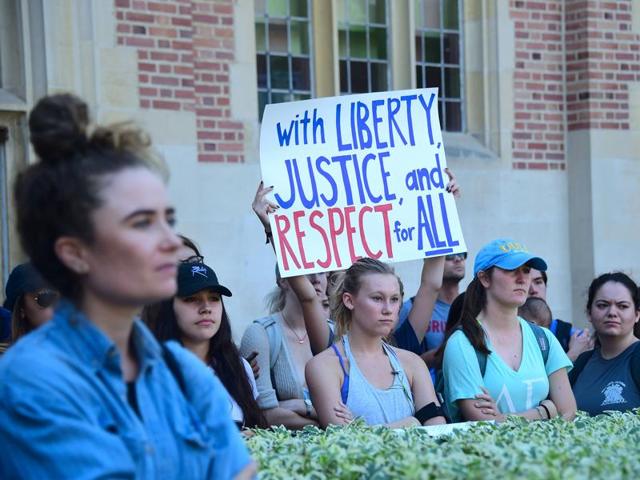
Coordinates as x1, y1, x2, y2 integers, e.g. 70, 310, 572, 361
181, 255, 204, 264
33, 289, 59, 308
445, 252, 468, 261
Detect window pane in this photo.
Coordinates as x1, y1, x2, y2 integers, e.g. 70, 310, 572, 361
350, 61, 369, 93
290, 0, 308, 18
370, 62, 387, 92
268, 21, 288, 52
258, 91, 268, 120
415, 35, 423, 62
291, 57, 310, 90
369, 27, 387, 59
255, 0, 266, 16
271, 92, 291, 104
444, 67, 460, 98
336, 0, 347, 22
268, 0, 288, 17
437, 100, 443, 127
421, 0, 440, 29
425, 66, 440, 90
445, 101, 462, 131
257, 54, 267, 88
292, 93, 311, 101
338, 28, 348, 57
416, 65, 424, 87
424, 32, 441, 63
340, 59, 349, 93
270, 56, 290, 89
255, 21, 266, 52
290, 21, 309, 55
349, 27, 367, 58
443, 33, 459, 64
369, 0, 386, 24
349, 0, 367, 24
443, 0, 459, 29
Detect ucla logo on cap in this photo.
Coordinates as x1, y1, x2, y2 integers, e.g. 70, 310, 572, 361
498, 241, 529, 254
191, 265, 208, 278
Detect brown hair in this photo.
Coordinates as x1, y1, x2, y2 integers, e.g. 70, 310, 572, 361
14, 94, 165, 301
331, 258, 403, 339
10, 296, 33, 343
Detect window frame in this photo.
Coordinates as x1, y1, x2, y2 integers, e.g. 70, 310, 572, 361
338, 0, 391, 95
414, 0, 465, 132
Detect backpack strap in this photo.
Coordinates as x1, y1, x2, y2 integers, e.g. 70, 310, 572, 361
568, 349, 594, 386
526, 321, 550, 365
162, 343, 186, 395
253, 314, 282, 370
554, 319, 573, 352
630, 342, 640, 391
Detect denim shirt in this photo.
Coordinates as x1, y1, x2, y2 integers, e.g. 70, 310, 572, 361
0, 301, 252, 479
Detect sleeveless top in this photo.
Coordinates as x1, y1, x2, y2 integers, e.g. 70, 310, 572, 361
331, 335, 414, 425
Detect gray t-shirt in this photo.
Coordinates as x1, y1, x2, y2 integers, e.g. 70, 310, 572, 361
572, 342, 640, 416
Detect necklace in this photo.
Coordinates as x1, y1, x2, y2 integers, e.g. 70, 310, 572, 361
281, 313, 308, 344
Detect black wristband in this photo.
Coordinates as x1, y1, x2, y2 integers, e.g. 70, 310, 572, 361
415, 402, 444, 424
265, 230, 273, 244
539, 402, 551, 419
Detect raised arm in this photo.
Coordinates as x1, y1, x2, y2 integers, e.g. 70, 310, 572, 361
406, 168, 460, 344
252, 181, 330, 354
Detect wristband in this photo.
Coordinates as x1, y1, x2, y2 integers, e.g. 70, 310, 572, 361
304, 398, 313, 417
415, 402, 444, 424
265, 229, 273, 244
539, 401, 551, 419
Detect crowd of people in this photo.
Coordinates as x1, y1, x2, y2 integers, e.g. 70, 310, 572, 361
0, 93, 638, 477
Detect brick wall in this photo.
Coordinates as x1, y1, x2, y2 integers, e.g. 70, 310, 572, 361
566, 0, 640, 131
510, 0, 566, 171
115, 0, 245, 163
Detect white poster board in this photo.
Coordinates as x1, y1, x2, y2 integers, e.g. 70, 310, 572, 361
260, 88, 466, 277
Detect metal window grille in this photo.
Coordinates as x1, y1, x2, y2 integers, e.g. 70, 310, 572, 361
255, 0, 314, 121
414, 0, 464, 132
338, 0, 390, 95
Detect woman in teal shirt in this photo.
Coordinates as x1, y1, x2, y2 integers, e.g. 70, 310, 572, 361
442, 238, 576, 423
0, 94, 254, 479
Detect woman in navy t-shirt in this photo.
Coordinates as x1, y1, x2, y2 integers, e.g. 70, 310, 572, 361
570, 273, 640, 415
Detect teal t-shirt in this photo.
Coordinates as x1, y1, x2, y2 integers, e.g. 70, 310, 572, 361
443, 316, 572, 422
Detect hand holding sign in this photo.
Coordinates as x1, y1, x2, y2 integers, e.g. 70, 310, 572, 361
260, 88, 466, 277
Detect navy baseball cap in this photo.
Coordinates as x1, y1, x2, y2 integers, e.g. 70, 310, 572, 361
473, 238, 547, 277
177, 262, 232, 298
3, 263, 49, 311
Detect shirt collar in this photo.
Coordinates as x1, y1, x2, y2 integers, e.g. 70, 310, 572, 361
55, 300, 162, 372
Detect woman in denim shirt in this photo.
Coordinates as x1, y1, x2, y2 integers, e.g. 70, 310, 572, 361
0, 94, 255, 479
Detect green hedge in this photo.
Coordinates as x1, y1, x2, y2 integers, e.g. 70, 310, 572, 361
248, 411, 640, 479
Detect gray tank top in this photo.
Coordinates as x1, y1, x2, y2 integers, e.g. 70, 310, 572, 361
336, 335, 415, 425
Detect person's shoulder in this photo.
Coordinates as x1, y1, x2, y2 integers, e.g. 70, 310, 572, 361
0, 324, 88, 402
307, 345, 340, 371
391, 346, 428, 374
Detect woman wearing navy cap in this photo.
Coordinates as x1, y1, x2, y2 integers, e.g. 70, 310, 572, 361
442, 238, 576, 423
3, 262, 59, 347
144, 261, 266, 430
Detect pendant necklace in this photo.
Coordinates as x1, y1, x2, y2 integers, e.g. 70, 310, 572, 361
282, 313, 308, 344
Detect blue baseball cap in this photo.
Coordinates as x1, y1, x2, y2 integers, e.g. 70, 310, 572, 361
473, 238, 547, 277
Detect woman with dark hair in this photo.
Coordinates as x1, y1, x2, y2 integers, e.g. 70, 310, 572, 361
0, 94, 253, 478
144, 261, 266, 429
3, 262, 58, 347
569, 272, 640, 415
442, 238, 576, 423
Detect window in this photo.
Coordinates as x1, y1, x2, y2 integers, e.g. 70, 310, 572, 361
255, 0, 313, 120
338, 0, 389, 94
415, 0, 463, 132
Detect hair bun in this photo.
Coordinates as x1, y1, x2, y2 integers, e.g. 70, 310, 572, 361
28, 94, 90, 166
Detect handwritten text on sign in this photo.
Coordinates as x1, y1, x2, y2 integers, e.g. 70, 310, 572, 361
260, 89, 466, 277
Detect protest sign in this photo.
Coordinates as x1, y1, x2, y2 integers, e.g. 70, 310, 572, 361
259, 88, 466, 277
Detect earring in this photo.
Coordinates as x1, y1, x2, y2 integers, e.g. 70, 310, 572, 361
75, 263, 88, 274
